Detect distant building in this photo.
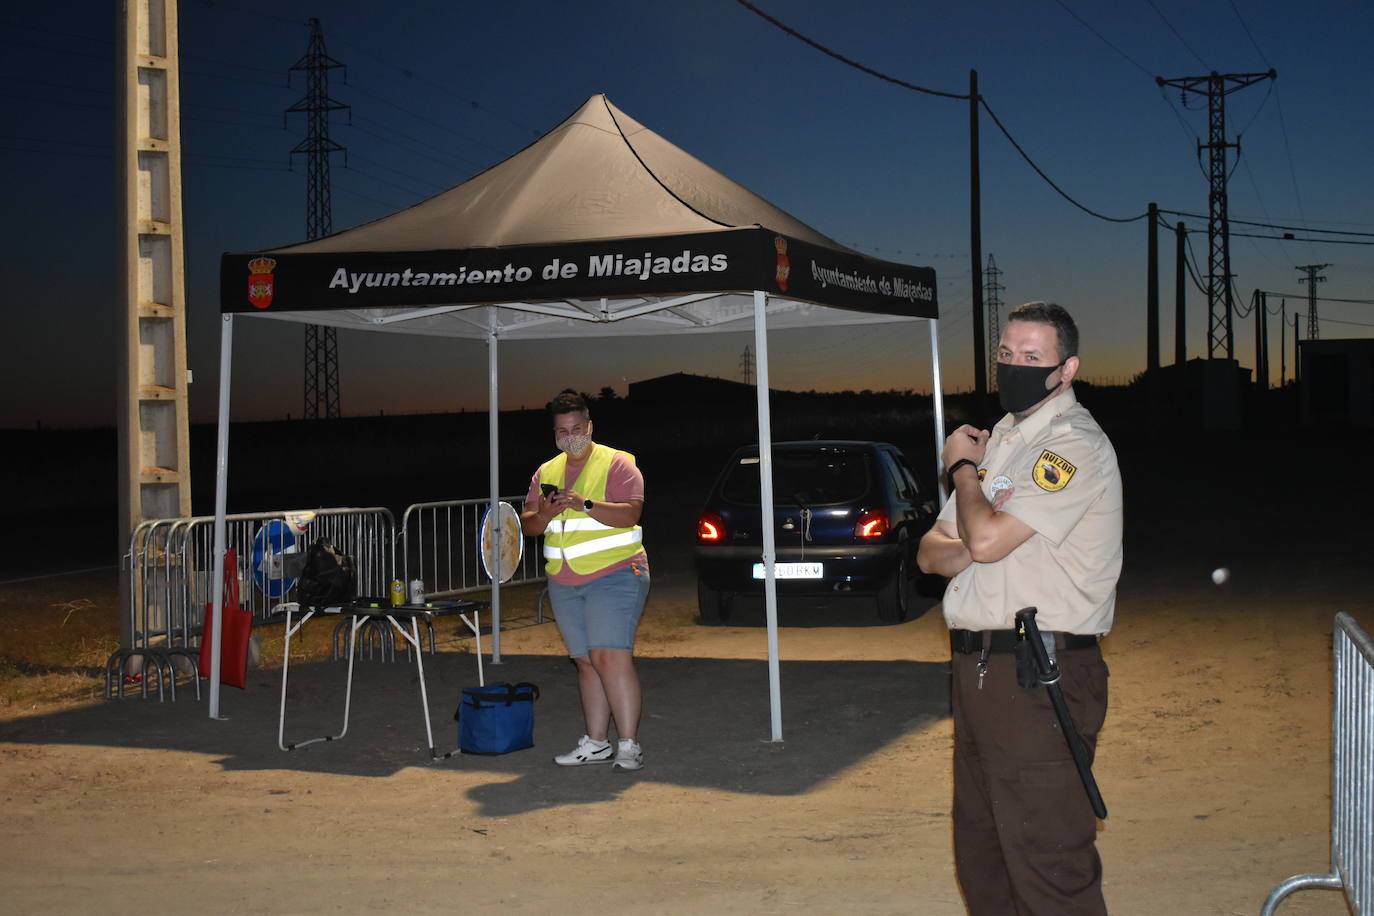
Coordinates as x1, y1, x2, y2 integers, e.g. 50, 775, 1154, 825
1300, 339, 1374, 427
628, 372, 785, 407
1150, 358, 1250, 430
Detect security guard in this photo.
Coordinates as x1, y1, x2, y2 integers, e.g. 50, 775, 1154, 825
918, 302, 1123, 915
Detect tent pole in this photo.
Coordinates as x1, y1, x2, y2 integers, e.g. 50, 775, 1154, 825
208, 313, 234, 719
929, 320, 948, 508
753, 290, 783, 742
488, 323, 502, 664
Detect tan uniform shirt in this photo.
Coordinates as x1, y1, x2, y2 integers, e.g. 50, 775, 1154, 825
938, 387, 1123, 634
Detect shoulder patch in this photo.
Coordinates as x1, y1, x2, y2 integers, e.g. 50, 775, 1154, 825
1032, 449, 1077, 492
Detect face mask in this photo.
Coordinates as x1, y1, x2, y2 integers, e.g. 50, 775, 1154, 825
556, 432, 592, 456
997, 361, 1063, 415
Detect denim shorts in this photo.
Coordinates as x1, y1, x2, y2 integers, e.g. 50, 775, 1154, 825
548, 564, 651, 657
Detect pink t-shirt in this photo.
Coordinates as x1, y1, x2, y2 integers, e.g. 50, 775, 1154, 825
524, 448, 648, 585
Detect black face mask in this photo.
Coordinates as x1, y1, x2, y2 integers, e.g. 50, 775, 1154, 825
997, 361, 1064, 414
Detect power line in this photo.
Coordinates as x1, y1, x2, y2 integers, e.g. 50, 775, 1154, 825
1144, 0, 1208, 69
1160, 208, 1374, 238
344, 150, 447, 198
733, 0, 967, 100
978, 99, 1147, 223
328, 36, 547, 139
1237, 155, 1294, 270
1223, 0, 1318, 267
1258, 291, 1374, 306
343, 115, 482, 172
1228, 231, 1374, 247
342, 80, 514, 159
1050, 0, 1154, 76
735, 0, 1148, 224
337, 160, 434, 201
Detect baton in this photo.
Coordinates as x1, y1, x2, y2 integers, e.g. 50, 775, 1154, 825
1014, 607, 1108, 819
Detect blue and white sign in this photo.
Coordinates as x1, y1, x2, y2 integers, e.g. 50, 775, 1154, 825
252, 519, 299, 597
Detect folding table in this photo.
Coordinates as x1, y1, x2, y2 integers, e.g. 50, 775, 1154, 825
276, 599, 484, 757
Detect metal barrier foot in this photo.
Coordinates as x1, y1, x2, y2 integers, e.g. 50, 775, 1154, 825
1260, 873, 1344, 915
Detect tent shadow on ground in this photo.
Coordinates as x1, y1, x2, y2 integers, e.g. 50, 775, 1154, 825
2, 652, 949, 816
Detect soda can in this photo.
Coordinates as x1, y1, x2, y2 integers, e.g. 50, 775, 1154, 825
390, 579, 405, 607
409, 578, 425, 606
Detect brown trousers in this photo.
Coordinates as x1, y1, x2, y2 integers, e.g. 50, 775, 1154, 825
951, 644, 1110, 915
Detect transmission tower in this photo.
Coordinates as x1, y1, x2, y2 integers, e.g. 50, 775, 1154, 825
1296, 264, 1328, 340
288, 18, 349, 419
984, 254, 1004, 391
1156, 69, 1276, 360
739, 344, 755, 385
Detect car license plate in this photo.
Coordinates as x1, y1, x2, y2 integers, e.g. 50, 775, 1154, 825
753, 562, 823, 580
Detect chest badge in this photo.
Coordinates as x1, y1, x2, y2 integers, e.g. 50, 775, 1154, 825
1032, 449, 1077, 492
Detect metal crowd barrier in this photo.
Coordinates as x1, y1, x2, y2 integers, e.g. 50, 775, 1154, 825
1262, 611, 1373, 915
399, 496, 546, 605
107, 507, 396, 700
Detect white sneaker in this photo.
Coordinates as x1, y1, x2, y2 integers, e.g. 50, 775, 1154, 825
613, 739, 643, 771
553, 735, 613, 766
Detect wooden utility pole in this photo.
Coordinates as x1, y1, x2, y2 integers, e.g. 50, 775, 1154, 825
1293, 312, 1301, 383
969, 70, 986, 398
1147, 203, 1159, 371
1279, 301, 1286, 384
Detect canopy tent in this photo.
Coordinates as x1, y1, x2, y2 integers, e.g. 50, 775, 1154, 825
212, 94, 944, 739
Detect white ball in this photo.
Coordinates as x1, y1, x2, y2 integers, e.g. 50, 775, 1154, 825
1211, 568, 1230, 585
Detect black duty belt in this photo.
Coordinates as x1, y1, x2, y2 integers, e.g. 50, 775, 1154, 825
950, 628, 1098, 655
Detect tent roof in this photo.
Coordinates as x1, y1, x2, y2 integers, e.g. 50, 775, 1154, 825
220, 94, 937, 338
280, 94, 849, 254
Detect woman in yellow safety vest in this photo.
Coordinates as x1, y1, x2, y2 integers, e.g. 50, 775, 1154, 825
521, 390, 650, 771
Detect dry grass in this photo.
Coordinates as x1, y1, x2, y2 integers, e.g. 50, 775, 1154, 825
0, 571, 569, 717
0, 570, 122, 715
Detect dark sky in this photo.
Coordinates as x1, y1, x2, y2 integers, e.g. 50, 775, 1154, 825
4, 0, 1372, 426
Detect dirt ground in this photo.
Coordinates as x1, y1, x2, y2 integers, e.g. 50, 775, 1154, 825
2, 432, 1371, 915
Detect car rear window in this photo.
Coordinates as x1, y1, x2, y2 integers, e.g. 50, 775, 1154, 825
720, 448, 870, 506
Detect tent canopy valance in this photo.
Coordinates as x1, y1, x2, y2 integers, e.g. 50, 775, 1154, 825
220, 93, 937, 332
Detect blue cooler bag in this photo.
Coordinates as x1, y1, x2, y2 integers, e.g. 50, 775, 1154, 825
456, 682, 540, 754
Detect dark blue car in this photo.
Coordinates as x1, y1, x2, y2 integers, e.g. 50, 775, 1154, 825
694, 440, 935, 623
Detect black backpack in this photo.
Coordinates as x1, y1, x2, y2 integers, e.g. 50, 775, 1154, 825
297, 538, 357, 610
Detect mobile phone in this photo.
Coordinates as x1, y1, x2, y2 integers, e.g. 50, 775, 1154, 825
540, 483, 558, 498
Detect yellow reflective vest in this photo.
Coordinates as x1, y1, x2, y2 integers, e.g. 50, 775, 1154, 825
539, 444, 644, 576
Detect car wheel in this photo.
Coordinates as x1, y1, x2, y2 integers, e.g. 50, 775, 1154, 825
697, 580, 732, 625
876, 534, 912, 623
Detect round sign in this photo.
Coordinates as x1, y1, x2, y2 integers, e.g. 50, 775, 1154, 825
480, 502, 524, 584
251, 519, 299, 597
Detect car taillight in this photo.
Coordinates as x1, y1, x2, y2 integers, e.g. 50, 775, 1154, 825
855, 508, 889, 538
697, 510, 726, 542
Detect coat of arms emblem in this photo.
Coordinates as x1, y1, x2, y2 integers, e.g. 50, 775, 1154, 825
247, 257, 277, 309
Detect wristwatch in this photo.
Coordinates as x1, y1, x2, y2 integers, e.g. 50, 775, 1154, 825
583, 498, 595, 511
946, 458, 979, 491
